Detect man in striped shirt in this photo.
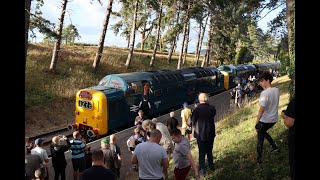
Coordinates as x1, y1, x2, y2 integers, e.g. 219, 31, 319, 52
70, 131, 88, 180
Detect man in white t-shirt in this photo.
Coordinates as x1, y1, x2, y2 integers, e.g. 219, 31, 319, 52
255, 71, 280, 164
31, 138, 49, 180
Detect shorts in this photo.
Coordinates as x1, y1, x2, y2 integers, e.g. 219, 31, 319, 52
72, 157, 86, 172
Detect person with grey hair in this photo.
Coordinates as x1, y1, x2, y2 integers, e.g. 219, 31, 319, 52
151, 118, 173, 178
151, 118, 174, 157
191, 93, 216, 177
166, 111, 179, 134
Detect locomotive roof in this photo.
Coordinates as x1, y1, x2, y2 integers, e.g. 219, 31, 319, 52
102, 67, 221, 85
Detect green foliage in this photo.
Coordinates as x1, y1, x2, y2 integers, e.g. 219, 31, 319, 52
61, 24, 81, 45
29, 0, 57, 40
278, 52, 290, 75
136, 35, 167, 50
234, 46, 254, 64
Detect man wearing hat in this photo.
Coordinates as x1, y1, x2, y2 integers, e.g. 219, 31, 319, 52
31, 138, 49, 180
100, 137, 121, 179
181, 102, 192, 140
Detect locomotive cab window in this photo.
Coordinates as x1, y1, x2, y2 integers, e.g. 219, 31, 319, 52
126, 82, 143, 96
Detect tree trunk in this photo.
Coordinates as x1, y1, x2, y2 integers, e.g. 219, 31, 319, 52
177, 22, 187, 69
182, 22, 190, 65
286, 0, 294, 56
125, 0, 139, 69
49, 0, 68, 72
167, 3, 181, 63
196, 15, 209, 66
25, 0, 31, 61
127, 35, 130, 49
150, 0, 163, 67
194, 24, 202, 65
141, 31, 146, 51
201, 17, 213, 67
93, 0, 113, 70
140, 21, 148, 51
177, 0, 192, 69
201, 49, 207, 67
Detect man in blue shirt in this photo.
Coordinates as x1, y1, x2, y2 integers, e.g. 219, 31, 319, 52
70, 131, 88, 180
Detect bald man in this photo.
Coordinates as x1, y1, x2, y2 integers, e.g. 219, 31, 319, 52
191, 93, 216, 177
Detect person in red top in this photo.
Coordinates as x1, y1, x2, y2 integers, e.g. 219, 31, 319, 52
143, 84, 149, 97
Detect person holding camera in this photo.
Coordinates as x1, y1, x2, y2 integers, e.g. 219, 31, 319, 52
70, 131, 88, 180
50, 135, 71, 180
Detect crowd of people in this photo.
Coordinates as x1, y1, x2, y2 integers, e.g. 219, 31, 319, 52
25, 71, 295, 180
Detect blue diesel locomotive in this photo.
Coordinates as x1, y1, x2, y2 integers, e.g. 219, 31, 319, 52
67, 62, 280, 139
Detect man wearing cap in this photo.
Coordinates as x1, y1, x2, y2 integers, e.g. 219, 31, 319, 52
25, 145, 42, 180
181, 102, 192, 140
100, 137, 121, 179
31, 138, 49, 180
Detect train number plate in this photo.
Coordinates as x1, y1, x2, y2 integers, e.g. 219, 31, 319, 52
78, 100, 92, 109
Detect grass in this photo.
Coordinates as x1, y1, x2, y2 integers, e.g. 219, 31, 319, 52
166, 75, 291, 180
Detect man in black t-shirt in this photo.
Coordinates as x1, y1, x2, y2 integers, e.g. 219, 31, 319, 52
166, 111, 179, 134
81, 149, 117, 180
281, 75, 296, 180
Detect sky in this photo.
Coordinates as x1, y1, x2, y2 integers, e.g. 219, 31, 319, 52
32, 0, 284, 53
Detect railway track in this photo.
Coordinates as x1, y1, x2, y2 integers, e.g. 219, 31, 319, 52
27, 127, 73, 147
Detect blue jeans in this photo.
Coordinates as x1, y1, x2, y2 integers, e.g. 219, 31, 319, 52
197, 139, 215, 172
